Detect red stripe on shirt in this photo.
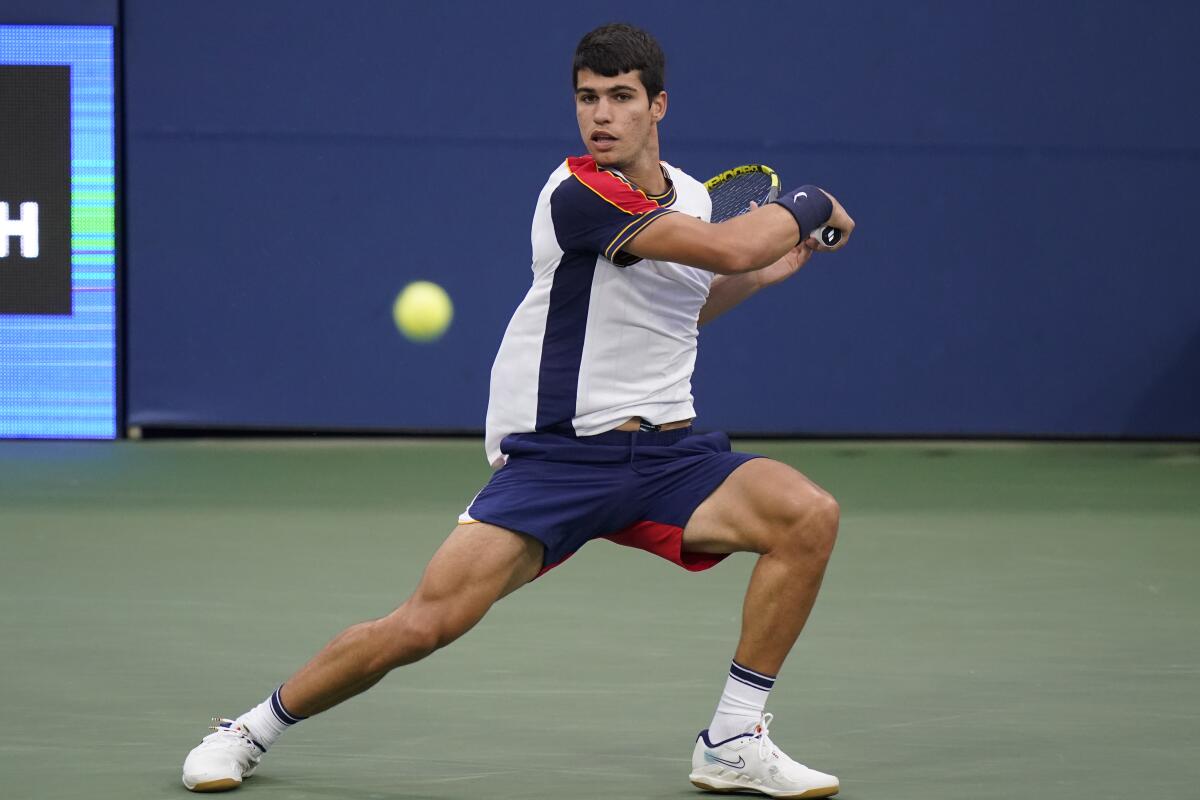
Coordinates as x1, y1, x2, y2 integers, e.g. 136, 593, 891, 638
566, 155, 662, 215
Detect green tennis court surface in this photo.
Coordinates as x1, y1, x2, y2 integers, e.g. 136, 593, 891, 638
1, 439, 1197, 799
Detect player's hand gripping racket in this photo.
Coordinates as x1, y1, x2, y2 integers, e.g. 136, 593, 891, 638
703, 164, 843, 247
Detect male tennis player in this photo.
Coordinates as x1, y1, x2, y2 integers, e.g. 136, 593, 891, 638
183, 23, 854, 798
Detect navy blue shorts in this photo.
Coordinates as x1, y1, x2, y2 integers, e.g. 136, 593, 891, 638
460, 427, 759, 575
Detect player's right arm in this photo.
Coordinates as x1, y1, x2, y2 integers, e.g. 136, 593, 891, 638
625, 189, 854, 275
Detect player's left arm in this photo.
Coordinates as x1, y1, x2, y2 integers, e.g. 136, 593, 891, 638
697, 239, 817, 326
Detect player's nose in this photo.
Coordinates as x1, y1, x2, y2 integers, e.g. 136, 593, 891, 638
592, 98, 613, 123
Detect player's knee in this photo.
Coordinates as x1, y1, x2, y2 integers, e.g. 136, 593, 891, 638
370, 608, 456, 671
809, 489, 840, 555
776, 485, 839, 560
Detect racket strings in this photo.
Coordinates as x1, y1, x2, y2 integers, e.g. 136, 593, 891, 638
708, 172, 774, 222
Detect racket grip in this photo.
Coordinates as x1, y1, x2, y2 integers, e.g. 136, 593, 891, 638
810, 226, 843, 248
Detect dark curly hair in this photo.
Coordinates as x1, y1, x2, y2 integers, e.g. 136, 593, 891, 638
573, 23, 666, 102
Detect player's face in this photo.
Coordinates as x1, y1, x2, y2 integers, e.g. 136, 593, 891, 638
574, 69, 666, 168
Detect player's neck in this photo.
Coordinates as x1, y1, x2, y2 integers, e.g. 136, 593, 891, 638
616, 153, 667, 196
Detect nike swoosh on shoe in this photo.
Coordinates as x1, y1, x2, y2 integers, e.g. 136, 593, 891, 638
704, 753, 746, 769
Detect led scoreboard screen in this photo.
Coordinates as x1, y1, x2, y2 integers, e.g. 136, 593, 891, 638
0, 26, 115, 438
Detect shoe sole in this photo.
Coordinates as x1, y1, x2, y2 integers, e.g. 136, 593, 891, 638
184, 778, 242, 792
690, 775, 839, 799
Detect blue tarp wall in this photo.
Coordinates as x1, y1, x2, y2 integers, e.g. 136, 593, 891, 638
14, 1, 1200, 437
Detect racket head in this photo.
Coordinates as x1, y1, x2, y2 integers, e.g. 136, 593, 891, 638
703, 164, 781, 222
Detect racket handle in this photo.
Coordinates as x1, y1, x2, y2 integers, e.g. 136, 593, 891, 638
811, 225, 843, 248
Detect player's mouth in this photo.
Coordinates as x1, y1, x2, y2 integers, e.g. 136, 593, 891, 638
590, 131, 618, 151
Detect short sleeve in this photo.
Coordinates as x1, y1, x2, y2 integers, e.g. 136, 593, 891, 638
549, 156, 676, 267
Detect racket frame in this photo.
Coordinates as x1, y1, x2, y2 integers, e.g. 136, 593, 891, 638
702, 163, 781, 205
704, 163, 843, 247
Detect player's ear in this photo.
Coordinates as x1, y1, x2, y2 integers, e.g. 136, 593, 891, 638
650, 90, 667, 123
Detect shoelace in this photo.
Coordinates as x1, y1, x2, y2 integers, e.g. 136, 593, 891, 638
752, 713, 815, 771
206, 718, 263, 752
755, 712, 778, 761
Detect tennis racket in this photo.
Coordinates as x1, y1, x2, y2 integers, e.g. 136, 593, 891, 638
703, 163, 842, 247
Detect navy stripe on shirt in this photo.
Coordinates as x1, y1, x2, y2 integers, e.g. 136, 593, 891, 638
534, 250, 596, 433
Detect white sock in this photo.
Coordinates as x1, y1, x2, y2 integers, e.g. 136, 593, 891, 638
235, 686, 305, 750
707, 661, 775, 743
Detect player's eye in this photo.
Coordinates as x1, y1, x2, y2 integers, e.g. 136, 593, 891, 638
615, 93, 632, 102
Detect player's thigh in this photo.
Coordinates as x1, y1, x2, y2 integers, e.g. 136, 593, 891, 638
409, 522, 544, 617
681, 458, 837, 555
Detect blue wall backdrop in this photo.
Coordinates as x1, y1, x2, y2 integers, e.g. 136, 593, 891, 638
117, 0, 1199, 438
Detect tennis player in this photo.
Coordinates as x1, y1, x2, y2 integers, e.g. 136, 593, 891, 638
183, 22, 854, 798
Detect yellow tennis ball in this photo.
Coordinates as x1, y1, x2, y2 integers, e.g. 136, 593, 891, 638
393, 281, 453, 342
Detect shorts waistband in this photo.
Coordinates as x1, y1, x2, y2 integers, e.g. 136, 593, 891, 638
574, 425, 695, 447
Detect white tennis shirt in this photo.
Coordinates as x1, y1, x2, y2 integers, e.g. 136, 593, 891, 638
484, 156, 713, 467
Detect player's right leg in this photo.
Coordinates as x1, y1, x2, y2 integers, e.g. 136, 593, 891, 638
181, 522, 543, 792
681, 459, 840, 798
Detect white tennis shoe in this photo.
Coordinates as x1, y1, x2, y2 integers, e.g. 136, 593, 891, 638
182, 718, 265, 792
689, 713, 839, 798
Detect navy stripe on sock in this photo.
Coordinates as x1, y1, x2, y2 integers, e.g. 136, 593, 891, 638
732, 660, 776, 682
730, 661, 775, 691
270, 687, 305, 725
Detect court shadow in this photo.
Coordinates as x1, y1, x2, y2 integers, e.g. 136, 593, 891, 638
216, 777, 436, 800
232, 775, 446, 800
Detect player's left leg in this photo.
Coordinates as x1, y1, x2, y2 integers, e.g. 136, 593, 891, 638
681, 458, 841, 798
